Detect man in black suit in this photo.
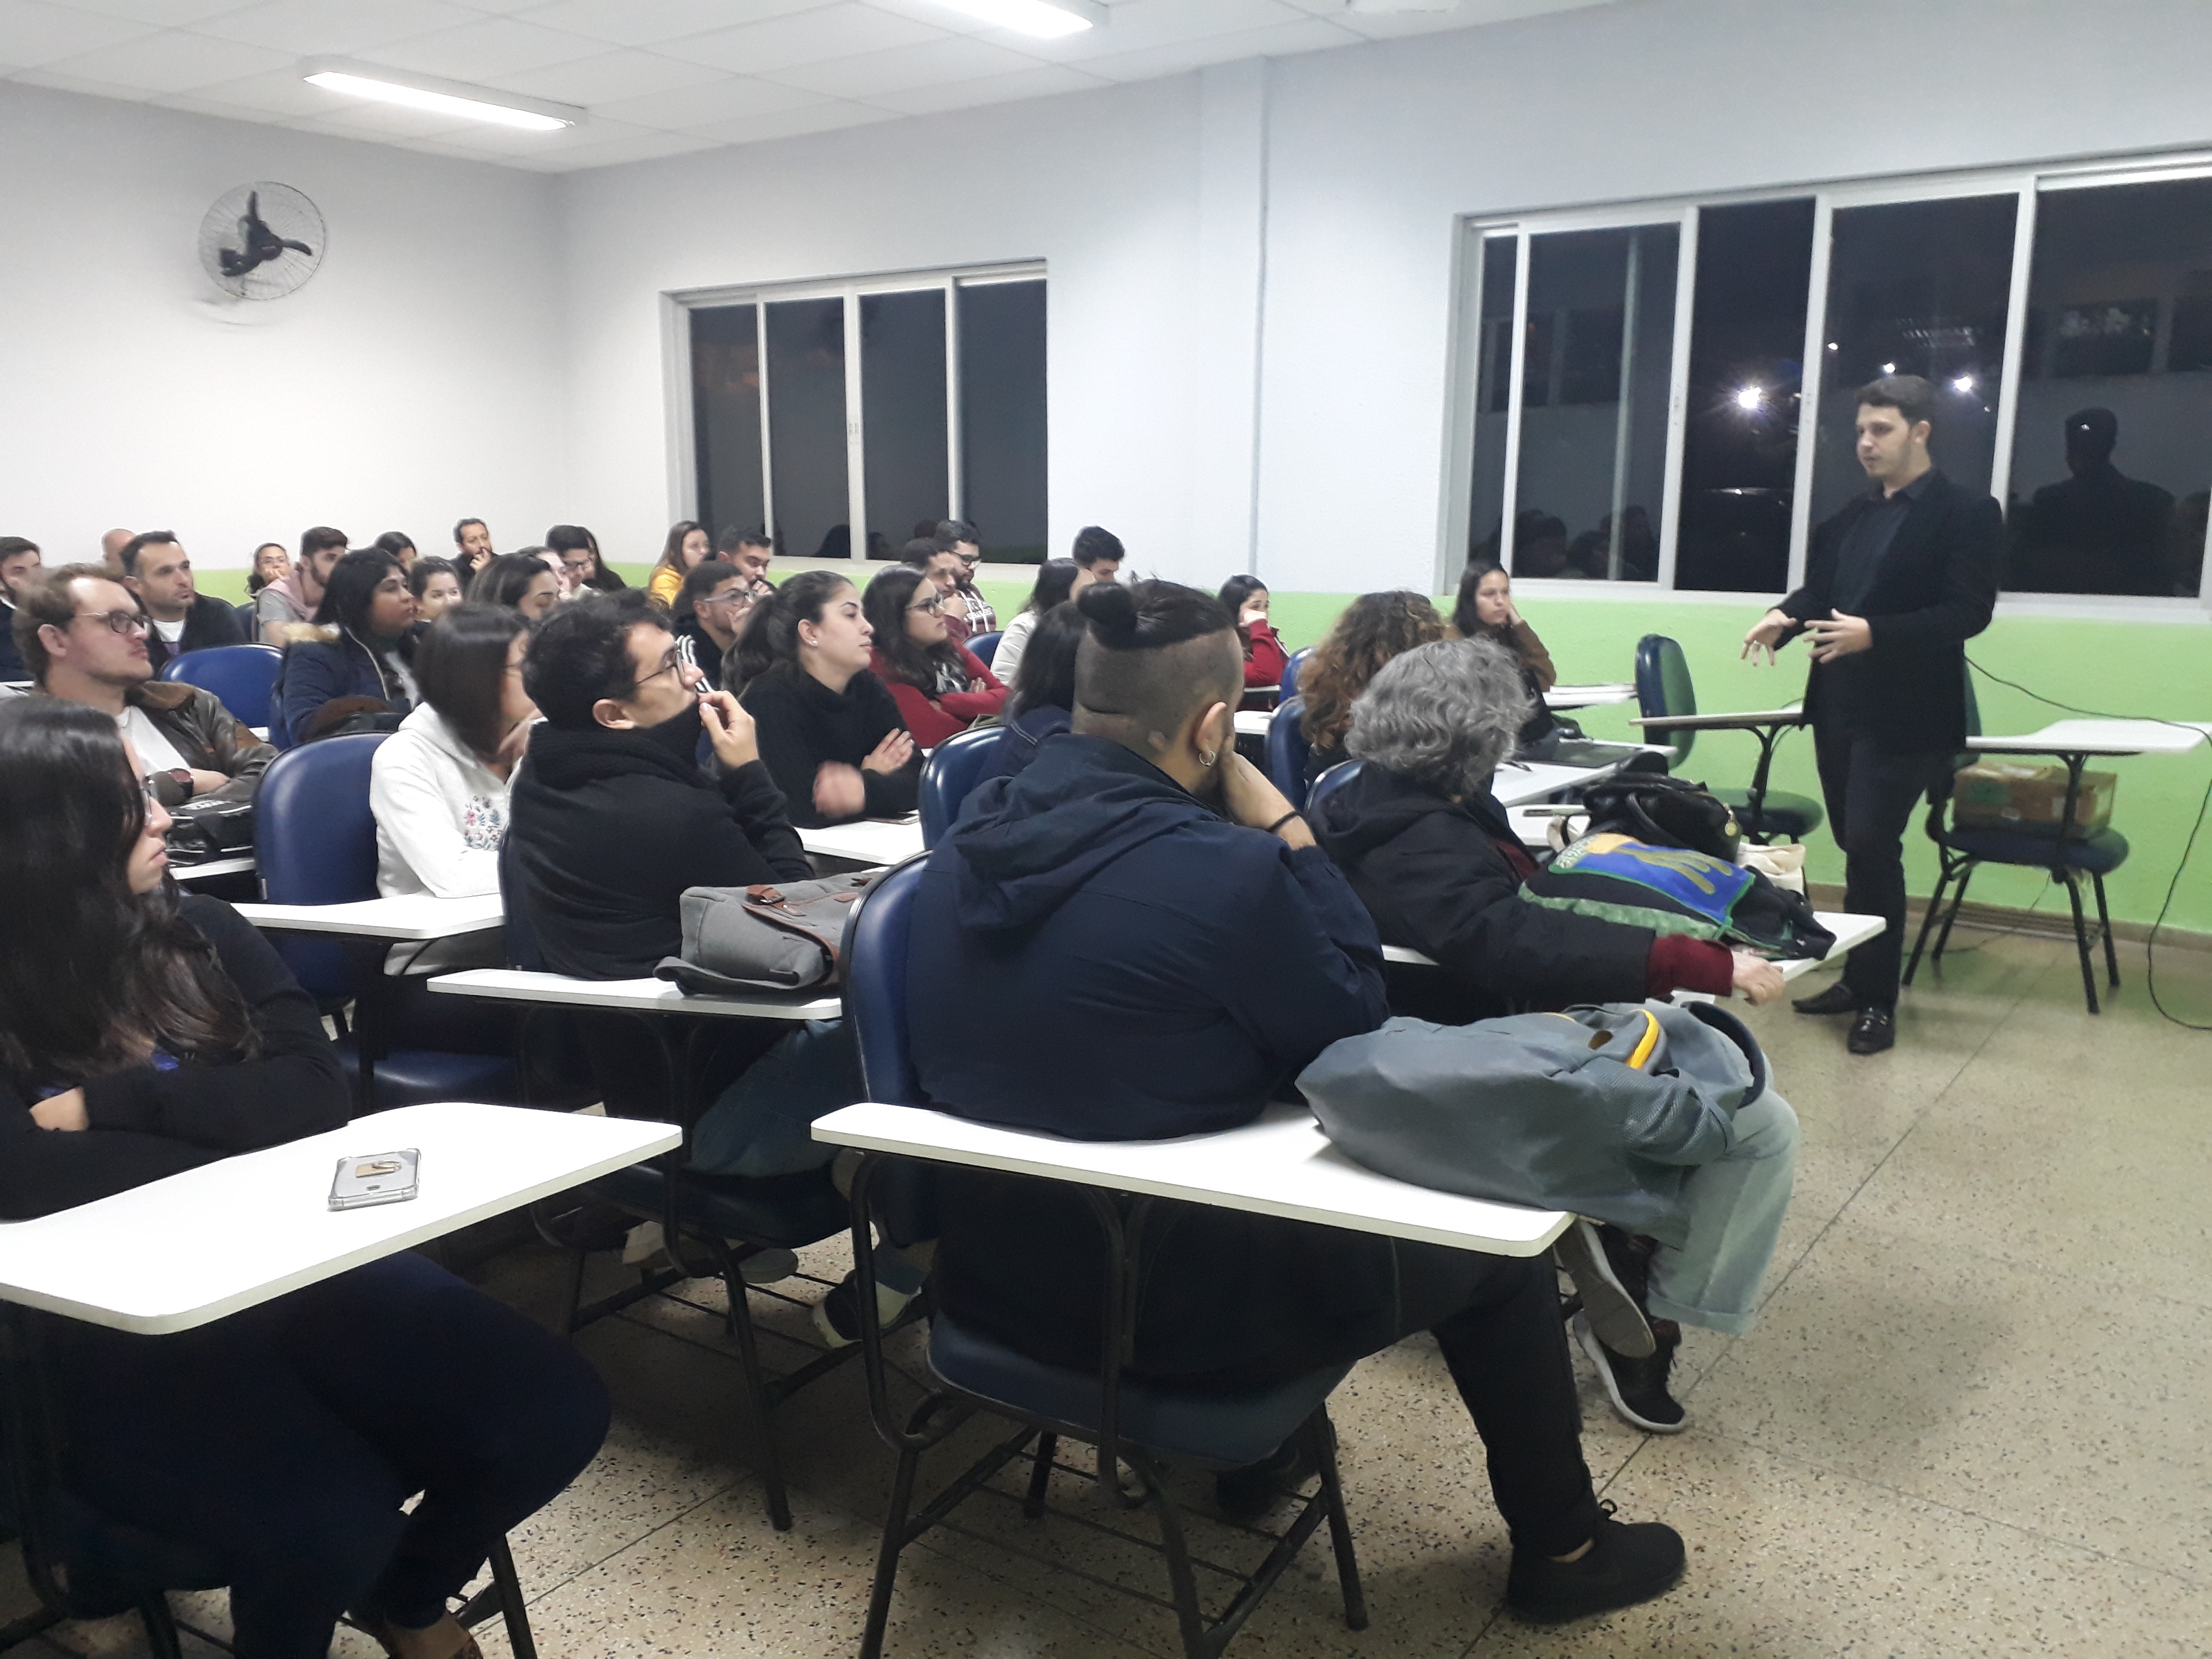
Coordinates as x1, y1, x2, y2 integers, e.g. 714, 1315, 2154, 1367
119, 532, 245, 675
1742, 375, 2000, 1055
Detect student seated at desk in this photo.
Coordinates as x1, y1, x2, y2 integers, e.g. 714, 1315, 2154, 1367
672, 560, 757, 693
467, 552, 561, 623
1453, 559, 1558, 748
906, 579, 1686, 1623
736, 571, 921, 827
989, 557, 1092, 690
977, 600, 1084, 786
277, 549, 421, 746
1217, 574, 1289, 696
1310, 636, 1797, 1434
0, 699, 607, 1659
14, 563, 274, 809
862, 565, 1005, 750
255, 526, 346, 648
1298, 589, 1449, 782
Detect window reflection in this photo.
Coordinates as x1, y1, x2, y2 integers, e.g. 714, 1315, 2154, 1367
2007, 177, 2212, 596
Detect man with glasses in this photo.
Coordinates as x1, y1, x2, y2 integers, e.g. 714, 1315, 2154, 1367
13, 565, 273, 808
933, 519, 997, 635
672, 561, 757, 692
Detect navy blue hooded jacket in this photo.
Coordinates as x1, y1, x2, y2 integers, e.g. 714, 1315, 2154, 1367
907, 732, 1400, 1376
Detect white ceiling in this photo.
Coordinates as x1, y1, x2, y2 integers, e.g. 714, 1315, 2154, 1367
0, 0, 1614, 171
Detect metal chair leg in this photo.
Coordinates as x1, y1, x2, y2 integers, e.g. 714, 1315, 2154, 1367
1131, 1448, 1212, 1659
485, 1534, 539, 1659
1933, 861, 1976, 965
2060, 871, 2101, 1014
136, 1598, 185, 1659
1307, 1410, 1367, 1632
860, 1445, 922, 1659
1022, 1431, 1057, 1520
2095, 872, 2120, 988
1903, 864, 1952, 988
712, 1240, 792, 1532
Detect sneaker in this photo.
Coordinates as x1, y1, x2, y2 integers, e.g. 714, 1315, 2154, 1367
1791, 980, 1860, 1015
1847, 1006, 1897, 1055
1504, 1499, 1686, 1621
1214, 1432, 1320, 1521
1572, 1313, 1686, 1434
811, 1271, 917, 1348
1553, 1220, 1654, 1358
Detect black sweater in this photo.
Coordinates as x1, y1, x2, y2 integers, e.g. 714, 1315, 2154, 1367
739, 663, 921, 827
506, 720, 813, 979
0, 896, 350, 1221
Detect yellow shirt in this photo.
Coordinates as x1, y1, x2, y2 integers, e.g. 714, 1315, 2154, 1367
648, 565, 682, 607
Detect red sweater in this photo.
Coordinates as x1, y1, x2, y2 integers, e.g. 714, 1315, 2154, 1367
1242, 622, 1289, 689
871, 645, 1006, 749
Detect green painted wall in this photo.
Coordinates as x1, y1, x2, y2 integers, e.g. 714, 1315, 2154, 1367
204, 563, 2205, 932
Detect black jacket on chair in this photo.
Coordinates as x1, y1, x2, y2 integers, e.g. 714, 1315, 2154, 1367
1777, 468, 2000, 754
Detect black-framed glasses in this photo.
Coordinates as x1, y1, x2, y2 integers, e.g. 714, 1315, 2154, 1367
908, 593, 944, 615
75, 610, 148, 636
627, 647, 697, 696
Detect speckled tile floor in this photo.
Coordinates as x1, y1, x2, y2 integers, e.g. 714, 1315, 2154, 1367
17, 925, 2212, 1658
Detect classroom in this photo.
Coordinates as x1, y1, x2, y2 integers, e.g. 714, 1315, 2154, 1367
1, 2, 2208, 1656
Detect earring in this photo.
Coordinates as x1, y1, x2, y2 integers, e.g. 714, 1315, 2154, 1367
1198, 749, 1217, 767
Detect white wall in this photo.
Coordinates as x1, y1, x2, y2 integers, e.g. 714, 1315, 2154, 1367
0, 84, 563, 572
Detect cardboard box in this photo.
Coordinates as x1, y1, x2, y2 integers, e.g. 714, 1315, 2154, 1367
1953, 760, 2116, 838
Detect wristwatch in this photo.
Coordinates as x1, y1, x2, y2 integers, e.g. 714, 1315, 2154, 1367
167, 768, 195, 801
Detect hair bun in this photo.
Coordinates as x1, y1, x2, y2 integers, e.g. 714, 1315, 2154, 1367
1077, 579, 1140, 645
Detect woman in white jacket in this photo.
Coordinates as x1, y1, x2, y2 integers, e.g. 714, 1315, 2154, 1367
370, 607, 536, 967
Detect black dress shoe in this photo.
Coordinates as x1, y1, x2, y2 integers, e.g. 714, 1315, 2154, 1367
1847, 1006, 1896, 1055
1792, 981, 1861, 1016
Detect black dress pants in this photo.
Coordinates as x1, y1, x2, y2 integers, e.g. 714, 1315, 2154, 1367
1812, 723, 1954, 1007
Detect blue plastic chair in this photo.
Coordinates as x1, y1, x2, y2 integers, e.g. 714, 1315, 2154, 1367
839, 859, 1366, 1659
918, 727, 1005, 848
159, 644, 282, 729
1267, 696, 1313, 810
967, 629, 1003, 669
1303, 758, 1363, 819
1278, 646, 1310, 704
1632, 634, 1824, 841
255, 736, 519, 1109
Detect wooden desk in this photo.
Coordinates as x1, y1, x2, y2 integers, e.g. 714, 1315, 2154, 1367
0, 1103, 676, 1335
813, 1101, 1568, 1258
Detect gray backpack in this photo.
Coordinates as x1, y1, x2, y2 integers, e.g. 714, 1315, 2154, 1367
654, 871, 878, 995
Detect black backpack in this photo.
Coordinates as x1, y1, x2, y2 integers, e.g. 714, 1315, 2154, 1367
1575, 772, 1743, 864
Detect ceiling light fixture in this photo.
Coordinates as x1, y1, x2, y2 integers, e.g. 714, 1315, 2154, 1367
301, 57, 583, 132
924, 0, 1105, 40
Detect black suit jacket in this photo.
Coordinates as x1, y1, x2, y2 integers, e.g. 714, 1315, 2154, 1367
145, 592, 247, 676
1780, 469, 2000, 753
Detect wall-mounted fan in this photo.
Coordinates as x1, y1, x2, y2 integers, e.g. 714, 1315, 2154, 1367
198, 182, 325, 300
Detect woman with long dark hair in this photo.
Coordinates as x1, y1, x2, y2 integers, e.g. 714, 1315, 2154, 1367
547, 525, 624, 594
860, 565, 1005, 749
1217, 573, 1290, 695
987, 557, 1090, 689
1453, 558, 1559, 746
469, 552, 560, 621
648, 520, 710, 609
1297, 589, 1449, 783
372, 531, 420, 573
277, 549, 421, 746
977, 597, 1086, 784
408, 556, 464, 624
736, 570, 919, 826
0, 699, 608, 1659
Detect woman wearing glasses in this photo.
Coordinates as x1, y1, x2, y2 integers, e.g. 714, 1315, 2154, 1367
0, 698, 608, 1659
860, 566, 1006, 751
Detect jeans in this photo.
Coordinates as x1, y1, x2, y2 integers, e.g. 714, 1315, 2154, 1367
689, 1019, 860, 1179
1644, 1085, 1798, 1335
55, 1252, 609, 1659
1813, 726, 1954, 1007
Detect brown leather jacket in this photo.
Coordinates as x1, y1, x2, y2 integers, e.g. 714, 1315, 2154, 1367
126, 681, 276, 808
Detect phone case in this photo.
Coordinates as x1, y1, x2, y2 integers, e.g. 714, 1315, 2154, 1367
328, 1148, 420, 1210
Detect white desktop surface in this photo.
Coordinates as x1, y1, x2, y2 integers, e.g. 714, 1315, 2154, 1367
0, 1102, 677, 1335
1630, 706, 1803, 732
233, 893, 505, 941
813, 1101, 1568, 1258
171, 855, 257, 884
1491, 758, 1630, 807
430, 968, 840, 1022
1971, 719, 2212, 758
1232, 711, 1273, 738
1381, 910, 1884, 990
798, 817, 923, 867
1545, 683, 1636, 709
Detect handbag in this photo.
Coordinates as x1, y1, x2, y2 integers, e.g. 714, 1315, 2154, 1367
1575, 772, 1742, 863
165, 796, 256, 864
1526, 832, 1836, 961
654, 871, 879, 995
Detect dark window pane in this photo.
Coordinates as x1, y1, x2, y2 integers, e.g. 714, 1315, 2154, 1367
1469, 235, 1518, 566
861, 289, 947, 561
766, 296, 850, 561
2008, 177, 2212, 594
1807, 195, 2016, 532
959, 280, 1048, 562
691, 304, 763, 548
1676, 198, 1816, 592
1510, 225, 1676, 582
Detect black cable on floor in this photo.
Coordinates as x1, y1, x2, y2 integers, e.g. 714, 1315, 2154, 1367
1964, 657, 2212, 1030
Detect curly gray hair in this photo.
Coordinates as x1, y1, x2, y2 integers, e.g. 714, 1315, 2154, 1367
1345, 636, 1531, 799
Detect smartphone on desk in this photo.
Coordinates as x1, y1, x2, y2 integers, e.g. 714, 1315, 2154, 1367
329, 1149, 420, 1210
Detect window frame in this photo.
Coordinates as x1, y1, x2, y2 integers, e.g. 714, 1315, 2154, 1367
1443, 153, 2212, 618
667, 259, 1045, 561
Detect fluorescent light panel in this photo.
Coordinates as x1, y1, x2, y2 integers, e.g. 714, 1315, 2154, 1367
926, 0, 1105, 39
301, 58, 583, 132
